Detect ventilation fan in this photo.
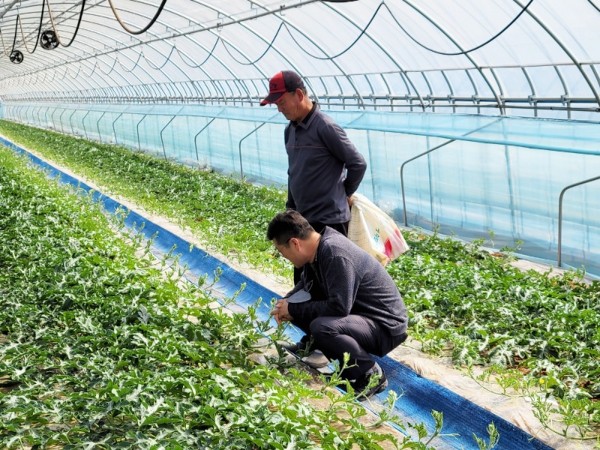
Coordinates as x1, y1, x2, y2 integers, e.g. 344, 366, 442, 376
10, 50, 24, 64
40, 29, 59, 50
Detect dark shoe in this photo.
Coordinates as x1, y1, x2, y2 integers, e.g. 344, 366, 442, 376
350, 363, 388, 399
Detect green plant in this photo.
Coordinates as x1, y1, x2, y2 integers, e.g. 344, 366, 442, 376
3, 119, 597, 442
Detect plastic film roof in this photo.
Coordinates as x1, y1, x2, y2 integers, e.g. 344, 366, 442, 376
1, 0, 599, 119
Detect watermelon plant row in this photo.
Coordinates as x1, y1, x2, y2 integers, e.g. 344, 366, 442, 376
0, 147, 452, 448
1, 119, 598, 441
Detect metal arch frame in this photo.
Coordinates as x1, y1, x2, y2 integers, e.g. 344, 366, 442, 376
0, 1, 175, 95
41, 1, 264, 101
520, 67, 536, 116
242, 1, 368, 109
5, 52, 144, 103
557, 175, 600, 268
374, 72, 393, 110
1, 0, 320, 103
514, 0, 600, 109
591, 65, 600, 89
1, 15, 146, 96
440, 70, 456, 113
420, 72, 434, 110
420, 70, 453, 113
8, 51, 123, 98
0, 0, 101, 58
82, 15, 184, 90
380, 71, 414, 111
402, 0, 505, 114
360, 73, 376, 108
464, 69, 482, 114
156, 1, 315, 103
320, 1, 426, 110
1, 67, 90, 100
105, 0, 282, 79
1, 0, 599, 114
553, 65, 570, 118
80, 4, 201, 87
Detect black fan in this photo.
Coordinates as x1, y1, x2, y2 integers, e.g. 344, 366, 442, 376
40, 29, 59, 50
10, 50, 24, 64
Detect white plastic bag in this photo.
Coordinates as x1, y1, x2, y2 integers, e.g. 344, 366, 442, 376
348, 193, 409, 266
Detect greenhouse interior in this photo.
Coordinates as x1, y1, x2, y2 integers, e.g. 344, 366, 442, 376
0, 0, 598, 449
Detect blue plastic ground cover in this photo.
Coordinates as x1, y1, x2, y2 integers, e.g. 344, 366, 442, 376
2, 136, 553, 450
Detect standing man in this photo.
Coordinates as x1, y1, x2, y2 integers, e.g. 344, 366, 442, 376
267, 210, 408, 399
261, 70, 367, 283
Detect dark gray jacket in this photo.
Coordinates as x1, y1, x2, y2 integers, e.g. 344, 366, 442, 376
287, 227, 408, 337
285, 105, 367, 224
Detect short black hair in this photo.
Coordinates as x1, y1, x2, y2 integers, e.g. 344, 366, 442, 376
266, 210, 314, 245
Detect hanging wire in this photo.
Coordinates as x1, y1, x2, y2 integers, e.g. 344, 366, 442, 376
114, 52, 141, 73
104, 53, 120, 75
588, 0, 600, 13
178, 36, 221, 68
44, 0, 86, 47
220, 21, 287, 66
107, 0, 167, 35
18, 0, 46, 54
287, 2, 385, 60
144, 44, 177, 70
397, 0, 535, 56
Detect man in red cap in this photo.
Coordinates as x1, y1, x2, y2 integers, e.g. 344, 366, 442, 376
261, 70, 367, 285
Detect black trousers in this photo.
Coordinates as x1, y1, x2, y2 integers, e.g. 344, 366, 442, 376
294, 314, 407, 380
293, 220, 349, 285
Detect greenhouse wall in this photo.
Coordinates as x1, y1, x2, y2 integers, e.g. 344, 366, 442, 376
3, 102, 599, 279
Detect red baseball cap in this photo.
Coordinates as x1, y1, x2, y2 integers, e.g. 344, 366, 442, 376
260, 70, 305, 106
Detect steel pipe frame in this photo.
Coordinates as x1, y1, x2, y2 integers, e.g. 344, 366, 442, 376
557, 175, 600, 267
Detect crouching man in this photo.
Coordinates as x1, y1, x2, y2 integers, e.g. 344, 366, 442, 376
268, 209, 408, 398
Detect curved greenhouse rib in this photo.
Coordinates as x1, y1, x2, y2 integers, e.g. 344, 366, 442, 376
142, 44, 177, 71
196, 0, 338, 101
321, 2, 426, 110
4, 8, 174, 97
402, 0, 505, 114
219, 21, 287, 66
106, 0, 167, 35
557, 175, 600, 267
515, 0, 600, 108
293, 2, 384, 60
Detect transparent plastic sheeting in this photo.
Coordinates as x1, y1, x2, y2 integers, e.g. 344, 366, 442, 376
4, 103, 600, 279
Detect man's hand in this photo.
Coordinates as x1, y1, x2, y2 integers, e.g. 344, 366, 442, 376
271, 299, 293, 325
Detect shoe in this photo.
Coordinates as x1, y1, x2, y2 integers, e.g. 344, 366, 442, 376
301, 350, 330, 369
282, 341, 306, 354
349, 363, 388, 399
281, 341, 330, 369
